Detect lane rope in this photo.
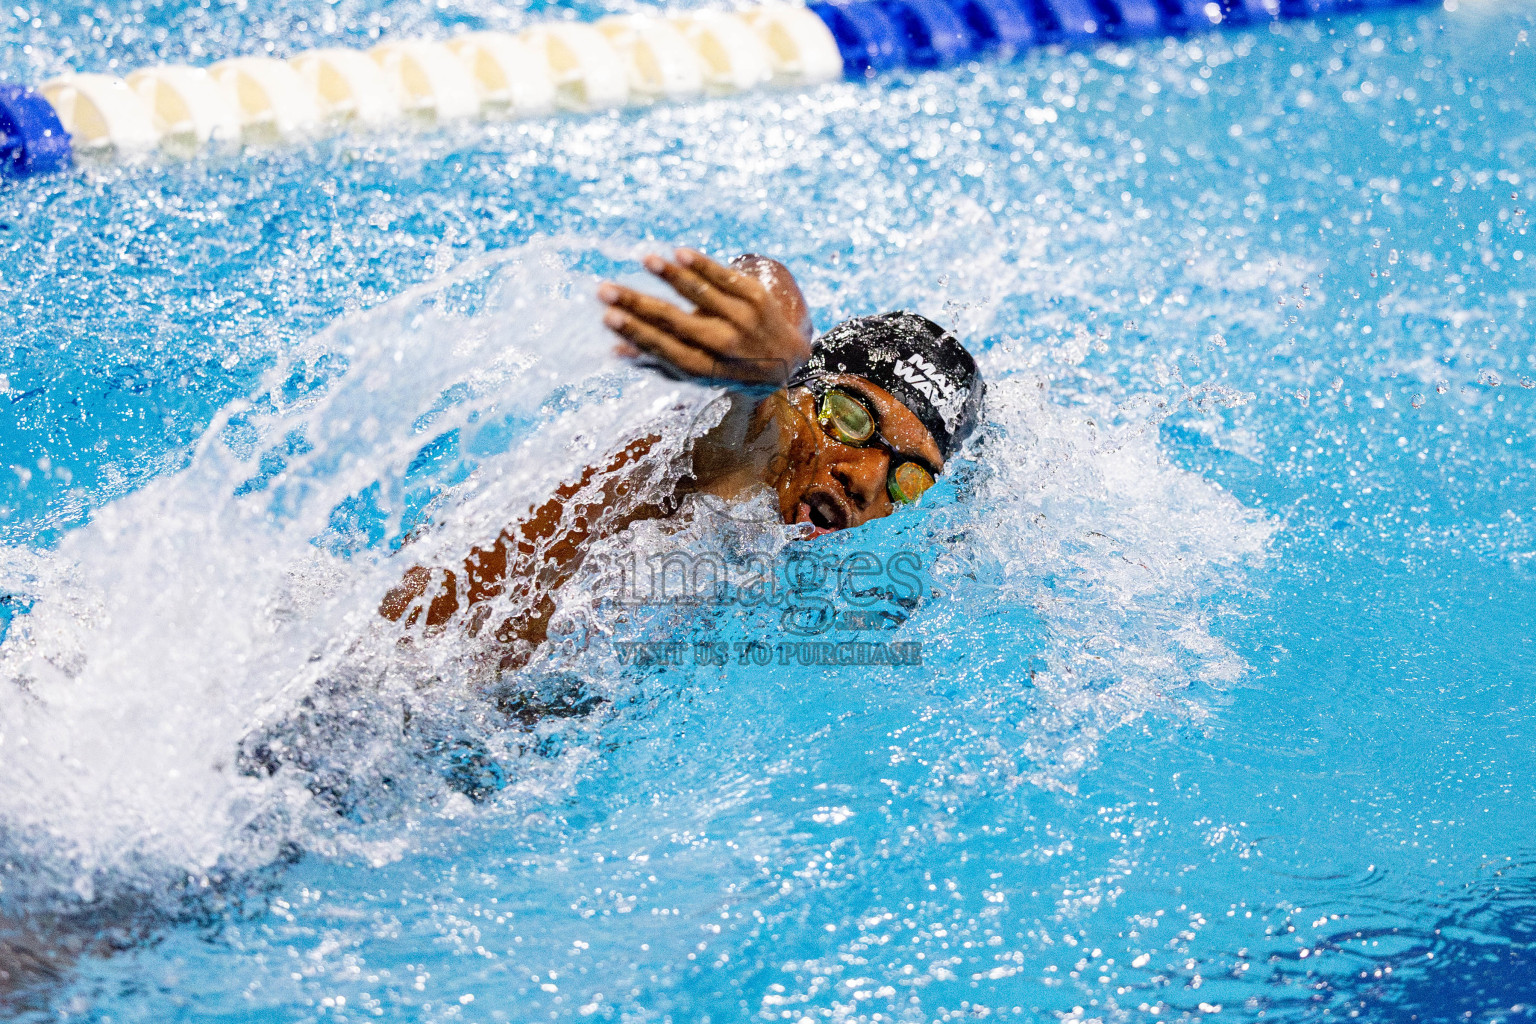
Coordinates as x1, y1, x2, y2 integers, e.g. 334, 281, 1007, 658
0, 0, 1435, 179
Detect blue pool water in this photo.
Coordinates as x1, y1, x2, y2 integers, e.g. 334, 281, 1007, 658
2, 1, 1535, 1021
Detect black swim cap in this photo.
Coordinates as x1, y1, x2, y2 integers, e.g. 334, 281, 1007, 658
790, 311, 984, 460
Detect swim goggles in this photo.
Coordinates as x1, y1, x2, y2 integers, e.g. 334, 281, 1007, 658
797, 379, 938, 504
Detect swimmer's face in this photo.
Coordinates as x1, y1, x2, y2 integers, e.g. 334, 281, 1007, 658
761, 374, 945, 536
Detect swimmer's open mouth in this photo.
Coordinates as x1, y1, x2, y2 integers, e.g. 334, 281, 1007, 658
796, 491, 847, 536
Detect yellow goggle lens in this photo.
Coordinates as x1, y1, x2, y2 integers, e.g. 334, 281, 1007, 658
818, 390, 875, 446
888, 462, 936, 504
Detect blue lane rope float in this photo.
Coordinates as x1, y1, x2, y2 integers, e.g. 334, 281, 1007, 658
2, 0, 1438, 180
811, 1, 906, 74
951, 0, 1040, 55
0, 82, 71, 177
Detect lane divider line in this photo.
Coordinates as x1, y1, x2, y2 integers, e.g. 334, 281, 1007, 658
0, 0, 1434, 178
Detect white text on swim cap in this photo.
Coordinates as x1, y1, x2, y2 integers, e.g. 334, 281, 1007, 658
893, 354, 962, 433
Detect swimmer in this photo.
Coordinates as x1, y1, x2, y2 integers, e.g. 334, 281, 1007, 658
379, 249, 984, 668
8, 257, 987, 1007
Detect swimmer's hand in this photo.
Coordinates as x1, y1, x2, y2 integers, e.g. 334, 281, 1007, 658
597, 249, 813, 388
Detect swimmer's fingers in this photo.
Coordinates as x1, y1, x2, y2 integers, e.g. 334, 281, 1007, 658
676, 248, 771, 306
598, 281, 762, 367
610, 250, 805, 383
602, 307, 721, 379
645, 253, 752, 322
597, 283, 726, 345
671, 250, 806, 373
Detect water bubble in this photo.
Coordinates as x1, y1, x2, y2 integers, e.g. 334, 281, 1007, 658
1477, 369, 1503, 387
1435, 380, 1449, 395
1411, 393, 1425, 409
1296, 388, 1310, 406
1330, 378, 1343, 392
1518, 375, 1535, 389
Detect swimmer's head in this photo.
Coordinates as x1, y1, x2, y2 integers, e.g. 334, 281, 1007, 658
765, 312, 985, 535
793, 312, 984, 458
